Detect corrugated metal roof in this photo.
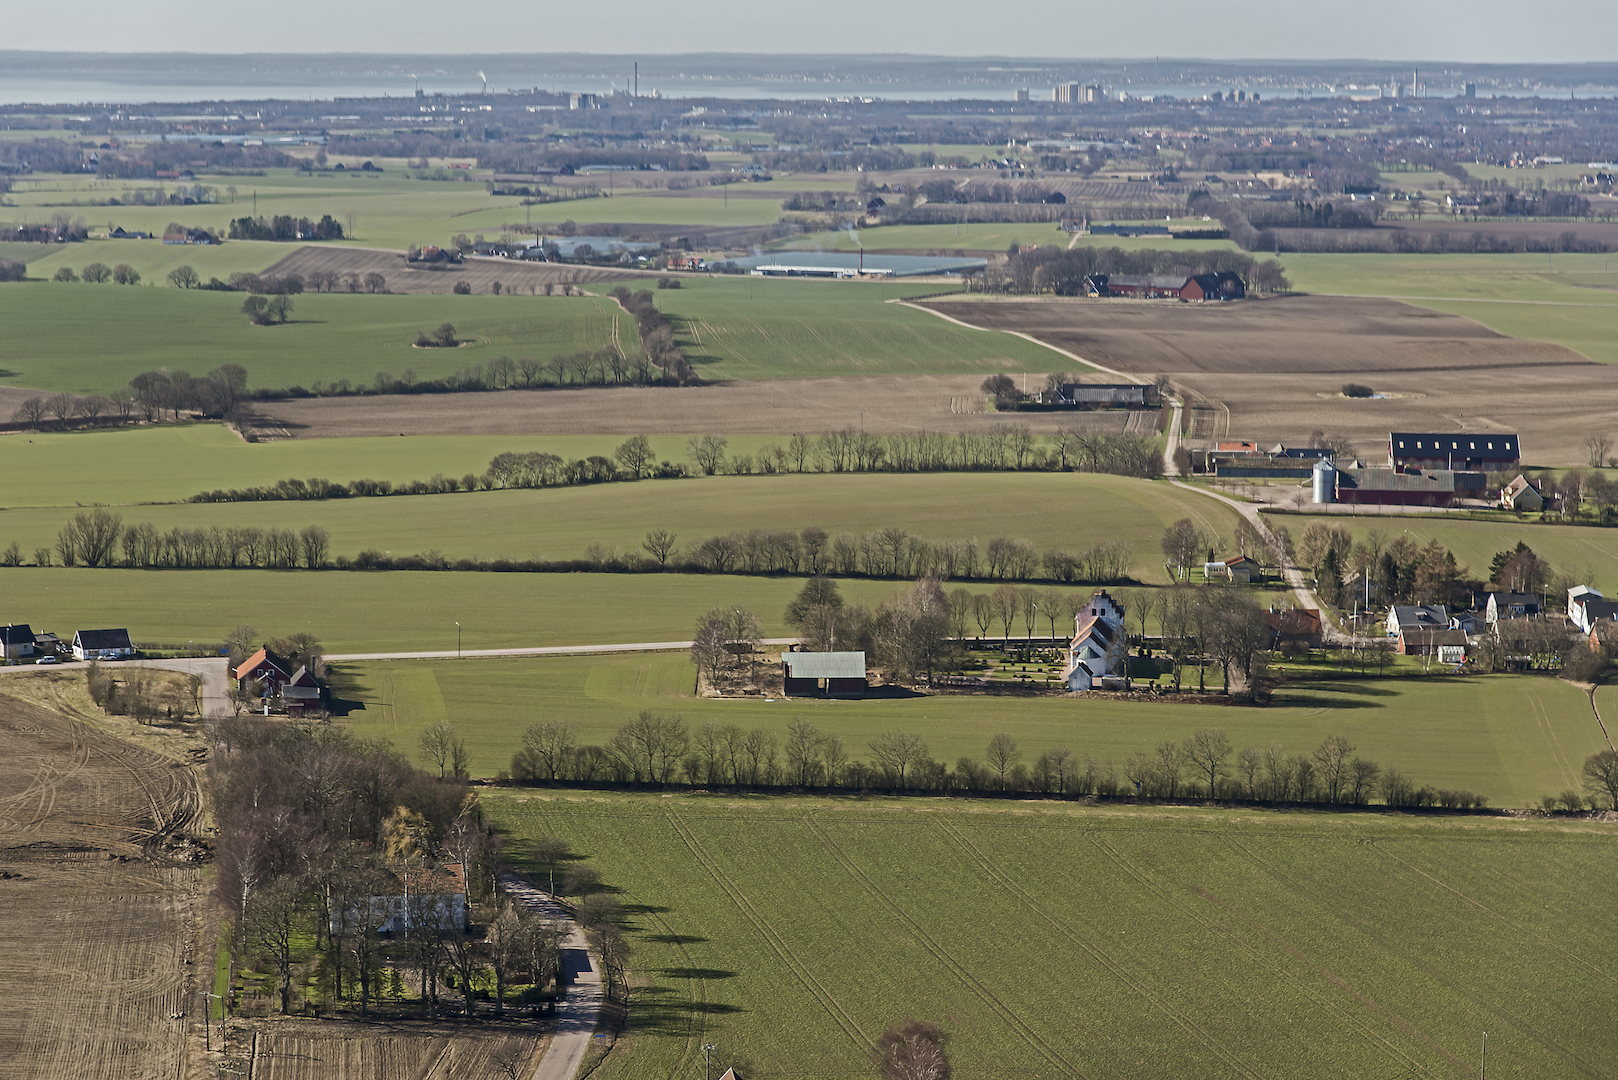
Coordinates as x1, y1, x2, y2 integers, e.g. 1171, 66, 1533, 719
781, 651, 867, 679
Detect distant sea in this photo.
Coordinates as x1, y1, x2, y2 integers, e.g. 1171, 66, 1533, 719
0, 54, 1611, 106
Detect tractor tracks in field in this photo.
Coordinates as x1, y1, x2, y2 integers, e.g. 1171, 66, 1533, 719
1223, 835, 1609, 1079
663, 809, 872, 1055
804, 813, 1091, 1080
932, 818, 1266, 1080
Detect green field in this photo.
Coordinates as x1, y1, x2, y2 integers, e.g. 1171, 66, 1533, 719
0, 285, 633, 394
1273, 511, 1618, 593
4, 171, 791, 250
487, 791, 1618, 1078
0, 273, 1078, 394
0, 468, 1230, 583
0, 567, 901, 654
341, 649, 1602, 805
0, 425, 807, 507
655, 276, 1086, 379
11, 237, 287, 283
774, 223, 1242, 255
1286, 251, 1618, 365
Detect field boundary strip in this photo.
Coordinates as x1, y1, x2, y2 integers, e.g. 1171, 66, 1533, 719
802, 813, 1091, 1080
933, 817, 1267, 1080
662, 808, 873, 1052
1523, 687, 1583, 792
1221, 835, 1609, 1079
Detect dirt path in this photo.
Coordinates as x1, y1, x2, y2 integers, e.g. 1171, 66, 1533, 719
497, 873, 604, 1080
326, 637, 797, 663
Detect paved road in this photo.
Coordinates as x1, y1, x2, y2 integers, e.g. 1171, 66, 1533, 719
498, 873, 604, 1080
4, 656, 233, 718
327, 638, 797, 663
1172, 481, 1344, 640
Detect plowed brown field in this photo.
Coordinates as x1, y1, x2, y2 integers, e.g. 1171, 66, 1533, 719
246, 1021, 543, 1080
920, 294, 1617, 464
263, 246, 644, 295
245, 374, 1143, 439
0, 689, 204, 1080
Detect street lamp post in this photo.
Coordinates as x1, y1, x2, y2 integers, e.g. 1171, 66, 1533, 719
455, 621, 461, 659
703, 1043, 717, 1080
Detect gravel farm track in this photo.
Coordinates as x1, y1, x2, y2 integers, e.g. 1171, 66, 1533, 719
0, 687, 204, 1080
920, 292, 1618, 465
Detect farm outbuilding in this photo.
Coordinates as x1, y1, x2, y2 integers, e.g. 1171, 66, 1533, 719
1327, 467, 1487, 507
1045, 383, 1156, 407
781, 651, 868, 698
1081, 271, 1245, 300
1389, 432, 1521, 472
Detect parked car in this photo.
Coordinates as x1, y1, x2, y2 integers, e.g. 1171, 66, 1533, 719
36, 656, 57, 665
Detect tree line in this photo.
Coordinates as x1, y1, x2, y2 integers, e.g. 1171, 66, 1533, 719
9, 363, 249, 431
506, 716, 1490, 810
609, 286, 696, 384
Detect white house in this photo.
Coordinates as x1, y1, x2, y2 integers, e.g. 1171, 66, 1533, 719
1569, 586, 1610, 633
1063, 589, 1127, 690
72, 628, 135, 661
1386, 605, 1446, 638
330, 862, 469, 935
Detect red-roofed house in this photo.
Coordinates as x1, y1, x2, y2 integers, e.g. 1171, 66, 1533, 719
235, 647, 293, 695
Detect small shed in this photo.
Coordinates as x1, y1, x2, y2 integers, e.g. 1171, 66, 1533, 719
781, 651, 867, 698
72, 628, 135, 661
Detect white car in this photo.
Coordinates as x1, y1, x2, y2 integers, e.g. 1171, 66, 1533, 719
36, 656, 57, 665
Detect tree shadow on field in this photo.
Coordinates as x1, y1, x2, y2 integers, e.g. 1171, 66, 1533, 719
659, 967, 737, 981
631, 984, 746, 1035
645, 932, 707, 946
1276, 681, 1401, 709
0, 368, 20, 379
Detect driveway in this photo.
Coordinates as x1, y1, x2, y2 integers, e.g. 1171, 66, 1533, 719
9, 656, 233, 718
498, 873, 605, 1080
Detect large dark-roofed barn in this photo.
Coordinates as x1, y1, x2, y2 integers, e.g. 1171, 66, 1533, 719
1389, 432, 1521, 471
781, 651, 867, 699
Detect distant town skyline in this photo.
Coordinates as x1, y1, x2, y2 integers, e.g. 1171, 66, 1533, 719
5, 0, 1614, 65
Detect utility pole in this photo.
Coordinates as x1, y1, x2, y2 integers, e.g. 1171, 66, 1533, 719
1481, 1031, 1487, 1079
456, 621, 461, 658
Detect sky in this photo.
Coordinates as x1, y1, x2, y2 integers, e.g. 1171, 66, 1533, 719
4, 0, 1615, 63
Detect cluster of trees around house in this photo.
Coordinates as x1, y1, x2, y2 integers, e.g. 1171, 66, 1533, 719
1, 212, 89, 242
227, 213, 345, 241
9, 364, 249, 431
985, 244, 1290, 295
507, 712, 1492, 810
47, 261, 141, 284
609, 286, 696, 383
209, 714, 566, 1019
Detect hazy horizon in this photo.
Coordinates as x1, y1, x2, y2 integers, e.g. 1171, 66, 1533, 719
4, 0, 1616, 64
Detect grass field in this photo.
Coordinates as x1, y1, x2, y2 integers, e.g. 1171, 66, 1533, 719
4, 171, 792, 251
12, 237, 288, 283
1287, 251, 1618, 364
0, 469, 1230, 582
0, 424, 807, 507
487, 791, 1618, 1079
1273, 511, 1618, 593
775, 223, 1242, 255
339, 650, 1604, 805
0, 567, 906, 653
656, 276, 1084, 379
0, 284, 634, 394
